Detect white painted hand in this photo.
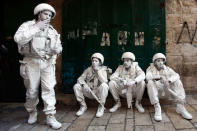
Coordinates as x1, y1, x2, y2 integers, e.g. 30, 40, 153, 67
35, 19, 50, 30
126, 80, 135, 87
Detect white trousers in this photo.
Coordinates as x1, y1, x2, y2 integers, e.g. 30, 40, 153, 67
109, 80, 145, 103
73, 83, 109, 106
20, 57, 56, 115
147, 80, 186, 105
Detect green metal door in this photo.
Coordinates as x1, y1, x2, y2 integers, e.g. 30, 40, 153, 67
62, 0, 166, 93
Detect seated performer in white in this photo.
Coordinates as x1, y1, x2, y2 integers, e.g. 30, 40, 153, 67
109, 52, 145, 113
73, 53, 109, 118
146, 53, 192, 121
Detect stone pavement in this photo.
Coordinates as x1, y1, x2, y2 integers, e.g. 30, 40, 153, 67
0, 95, 197, 131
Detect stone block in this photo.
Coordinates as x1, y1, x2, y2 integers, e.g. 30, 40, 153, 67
182, 76, 197, 92
166, 0, 182, 14
61, 111, 77, 123
106, 124, 124, 131
126, 109, 134, 119
67, 118, 93, 131
135, 126, 154, 131
87, 126, 106, 131
182, 0, 197, 7
165, 106, 194, 129
182, 63, 197, 76
166, 54, 183, 74
166, 14, 182, 28
191, 112, 197, 123
14, 123, 35, 131
125, 119, 134, 131
186, 96, 197, 105
154, 122, 175, 131
194, 122, 197, 128
191, 7, 197, 14
135, 110, 152, 125
166, 44, 182, 55
183, 15, 197, 25
166, 30, 173, 42
109, 114, 125, 124
191, 104, 197, 111
29, 125, 48, 131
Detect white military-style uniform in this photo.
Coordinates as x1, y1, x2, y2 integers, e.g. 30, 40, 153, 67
146, 53, 192, 121
14, 19, 62, 115
74, 66, 109, 106
109, 62, 145, 107
146, 63, 185, 104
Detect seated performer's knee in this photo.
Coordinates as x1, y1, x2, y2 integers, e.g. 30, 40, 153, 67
100, 83, 109, 90
73, 83, 81, 91
109, 80, 116, 88
147, 80, 155, 87
138, 81, 145, 88
173, 79, 183, 87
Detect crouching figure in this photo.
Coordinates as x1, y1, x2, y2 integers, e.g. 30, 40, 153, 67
146, 53, 192, 121
73, 53, 110, 118
109, 52, 146, 113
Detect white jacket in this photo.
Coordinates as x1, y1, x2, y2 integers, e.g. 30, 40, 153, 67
146, 63, 180, 83
77, 66, 108, 89
110, 62, 145, 83
14, 20, 62, 60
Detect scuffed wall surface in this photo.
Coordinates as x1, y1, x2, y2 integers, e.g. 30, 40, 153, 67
166, 0, 197, 93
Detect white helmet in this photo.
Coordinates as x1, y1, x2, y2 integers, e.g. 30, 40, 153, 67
121, 52, 135, 61
153, 53, 166, 63
91, 53, 104, 64
34, 3, 56, 18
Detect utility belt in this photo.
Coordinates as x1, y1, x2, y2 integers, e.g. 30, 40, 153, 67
23, 53, 53, 61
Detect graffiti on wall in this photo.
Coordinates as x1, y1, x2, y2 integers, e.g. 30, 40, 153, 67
118, 31, 130, 45
100, 32, 110, 46
134, 32, 144, 46
177, 21, 197, 44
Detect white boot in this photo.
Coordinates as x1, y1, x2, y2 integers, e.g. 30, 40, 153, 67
96, 105, 105, 118
154, 103, 162, 121
135, 101, 145, 113
76, 105, 87, 116
28, 110, 37, 124
109, 102, 121, 113
46, 114, 62, 130
176, 104, 192, 120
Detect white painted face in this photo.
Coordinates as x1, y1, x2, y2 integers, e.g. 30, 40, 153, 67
154, 58, 164, 70
92, 57, 100, 68
123, 58, 132, 69
38, 10, 52, 22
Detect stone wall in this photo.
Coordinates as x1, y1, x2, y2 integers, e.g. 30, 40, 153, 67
166, 0, 197, 93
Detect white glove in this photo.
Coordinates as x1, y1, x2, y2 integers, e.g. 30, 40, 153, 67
160, 76, 168, 84
39, 50, 46, 57
107, 68, 112, 74
50, 47, 61, 55
126, 80, 136, 87
83, 84, 90, 93
35, 19, 50, 30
